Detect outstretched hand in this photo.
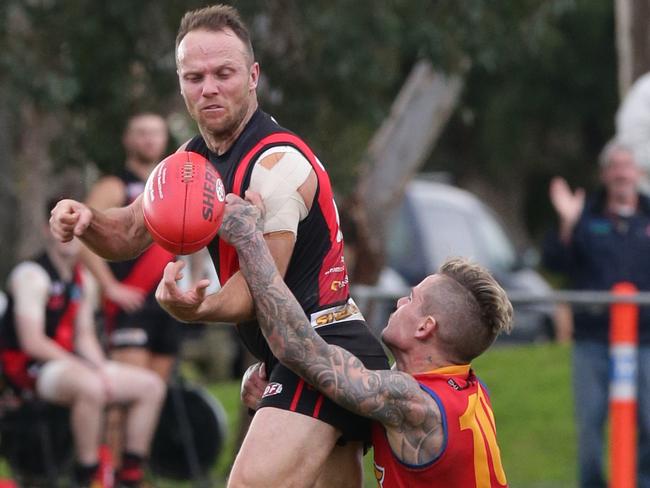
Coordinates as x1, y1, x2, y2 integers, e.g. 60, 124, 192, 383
155, 260, 211, 322
218, 191, 266, 248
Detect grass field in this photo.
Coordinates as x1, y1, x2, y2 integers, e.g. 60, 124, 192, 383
474, 343, 576, 487
1, 343, 578, 487
200, 343, 578, 488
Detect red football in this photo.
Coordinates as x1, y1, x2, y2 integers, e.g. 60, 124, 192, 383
142, 151, 226, 255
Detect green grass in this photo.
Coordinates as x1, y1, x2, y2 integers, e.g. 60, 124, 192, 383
474, 343, 576, 487
0, 344, 578, 487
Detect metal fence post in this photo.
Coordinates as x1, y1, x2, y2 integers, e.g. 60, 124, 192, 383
610, 282, 639, 488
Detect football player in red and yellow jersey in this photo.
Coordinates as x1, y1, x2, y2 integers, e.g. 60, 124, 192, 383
219, 192, 513, 488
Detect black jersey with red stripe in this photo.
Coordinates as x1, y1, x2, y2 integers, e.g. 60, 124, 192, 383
186, 109, 350, 316
186, 109, 367, 361
0, 253, 81, 353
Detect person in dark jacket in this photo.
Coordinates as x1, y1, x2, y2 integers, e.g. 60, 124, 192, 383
543, 140, 650, 488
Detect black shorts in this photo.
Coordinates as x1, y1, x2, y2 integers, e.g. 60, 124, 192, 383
240, 320, 389, 443
108, 296, 182, 356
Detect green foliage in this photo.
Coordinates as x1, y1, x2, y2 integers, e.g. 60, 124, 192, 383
1, 0, 620, 234
428, 0, 618, 238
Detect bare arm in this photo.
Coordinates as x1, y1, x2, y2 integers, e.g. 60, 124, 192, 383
49, 195, 152, 261
84, 195, 152, 260
81, 176, 146, 310
10, 263, 85, 366
156, 230, 295, 323
219, 195, 443, 465
197, 231, 295, 323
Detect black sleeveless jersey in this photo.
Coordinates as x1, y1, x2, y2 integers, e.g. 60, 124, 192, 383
0, 253, 81, 352
186, 109, 352, 318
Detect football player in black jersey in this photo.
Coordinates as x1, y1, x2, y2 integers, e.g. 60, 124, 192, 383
50, 5, 388, 487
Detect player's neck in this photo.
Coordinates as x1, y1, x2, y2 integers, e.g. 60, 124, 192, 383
125, 158, 157, 182
397, 348, 456, 375
203, 99, 258, 156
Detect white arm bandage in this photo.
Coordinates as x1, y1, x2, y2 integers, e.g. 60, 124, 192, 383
249, 146, 312, 236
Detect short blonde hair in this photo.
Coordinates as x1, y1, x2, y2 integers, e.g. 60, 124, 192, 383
424, 258, 513, 362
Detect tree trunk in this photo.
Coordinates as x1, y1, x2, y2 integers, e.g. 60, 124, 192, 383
14, 103, 62, 260
0, 81, 17, 280
348, 60, 464, 284
615, 0, 650, 96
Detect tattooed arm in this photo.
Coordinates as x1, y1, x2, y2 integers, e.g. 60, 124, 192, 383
219, 193, 445, 465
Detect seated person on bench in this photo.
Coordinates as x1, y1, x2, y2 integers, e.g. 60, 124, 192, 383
0, 204, 165, 488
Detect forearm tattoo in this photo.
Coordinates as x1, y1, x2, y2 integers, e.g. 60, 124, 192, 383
227, 213, 443, 464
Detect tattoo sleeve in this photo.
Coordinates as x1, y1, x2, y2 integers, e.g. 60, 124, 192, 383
235, 230, 442, 463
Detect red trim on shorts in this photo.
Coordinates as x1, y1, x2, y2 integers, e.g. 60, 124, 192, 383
290, 378, 305, 411
313, 394, 324, 418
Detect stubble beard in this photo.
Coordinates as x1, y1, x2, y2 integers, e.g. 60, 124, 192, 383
202, 97, 250, 144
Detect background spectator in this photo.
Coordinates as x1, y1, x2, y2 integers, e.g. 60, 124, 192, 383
543, 140, 650, 488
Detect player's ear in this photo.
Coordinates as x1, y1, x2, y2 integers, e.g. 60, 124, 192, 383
415, 315, 436, 340
249, 62, 260, 91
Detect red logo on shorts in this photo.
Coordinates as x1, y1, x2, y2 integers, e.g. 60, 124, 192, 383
263, 382, 283, 398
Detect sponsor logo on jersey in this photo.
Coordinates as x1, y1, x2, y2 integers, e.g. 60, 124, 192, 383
324, 266, 345, 276
263, 382, 283, 398
330, 275, 349, 292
